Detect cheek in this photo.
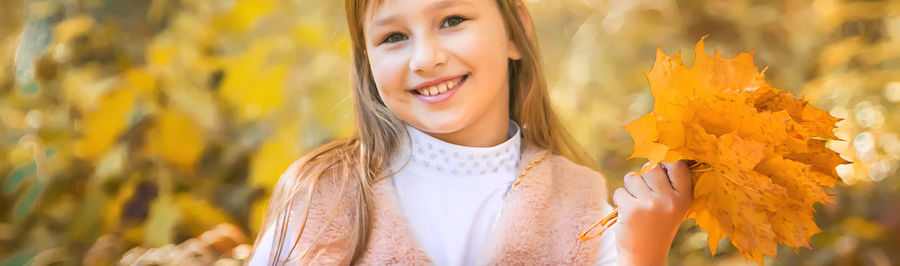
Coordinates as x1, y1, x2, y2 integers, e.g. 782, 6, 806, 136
450, 27, 509, 72
446, 24, 511, 101
369, 53, 409, 102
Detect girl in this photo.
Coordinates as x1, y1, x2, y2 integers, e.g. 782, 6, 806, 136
250, 0, 692, 265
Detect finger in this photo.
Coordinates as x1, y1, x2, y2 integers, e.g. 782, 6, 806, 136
624, 171, 651, 198
613, 187, 634, 207
612, 188, 632, 224
643, 163, 674, 195
661, 161, 692, 193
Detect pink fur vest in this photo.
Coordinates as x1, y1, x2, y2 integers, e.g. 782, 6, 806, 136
261, 141, 610, 265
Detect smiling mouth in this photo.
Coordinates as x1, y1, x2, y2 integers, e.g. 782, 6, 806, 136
412, 75, 469, 96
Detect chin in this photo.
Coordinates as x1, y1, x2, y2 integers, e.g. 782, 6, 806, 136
411, 114, 470, 134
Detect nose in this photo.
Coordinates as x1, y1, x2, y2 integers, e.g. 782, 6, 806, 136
409, 33, 447, 75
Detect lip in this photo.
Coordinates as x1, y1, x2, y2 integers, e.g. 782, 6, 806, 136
410, 74, 468, 104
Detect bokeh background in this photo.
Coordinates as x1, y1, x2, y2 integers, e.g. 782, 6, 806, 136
1, 0, 898, 265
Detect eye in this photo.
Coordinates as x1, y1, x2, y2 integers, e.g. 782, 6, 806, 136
440, 16, 466, 28
381, 33, 408, 44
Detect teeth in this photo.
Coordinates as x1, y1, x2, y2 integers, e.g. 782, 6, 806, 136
417, 77, 462, 96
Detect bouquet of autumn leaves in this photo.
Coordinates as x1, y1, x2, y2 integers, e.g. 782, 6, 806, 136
580, 37, 849, 264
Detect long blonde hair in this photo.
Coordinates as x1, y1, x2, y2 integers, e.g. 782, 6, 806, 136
253, 0, 596, 264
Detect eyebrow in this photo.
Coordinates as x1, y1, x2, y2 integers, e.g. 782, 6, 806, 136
372, 0, 472, 27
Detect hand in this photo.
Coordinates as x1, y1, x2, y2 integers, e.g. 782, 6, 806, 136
613, 161, 692, 266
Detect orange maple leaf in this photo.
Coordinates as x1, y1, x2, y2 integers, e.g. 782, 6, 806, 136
621, 37, 849, 264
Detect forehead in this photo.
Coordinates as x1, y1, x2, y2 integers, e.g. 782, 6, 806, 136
363, 0, 479, 24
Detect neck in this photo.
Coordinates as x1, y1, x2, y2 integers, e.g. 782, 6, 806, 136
426, 106, 510, 148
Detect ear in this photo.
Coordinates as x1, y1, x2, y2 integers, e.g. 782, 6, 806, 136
507, 0, 534, 60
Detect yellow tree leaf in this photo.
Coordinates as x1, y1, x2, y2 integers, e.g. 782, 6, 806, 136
144, 108, 207, 175
175, 193, 234, 237
249, 198, 268, 235
622, 37, 849, 264
248, 120, 301, 190
622, 114, 668, 164
74, 69, 156, 160
53, 15, 94, 44
144, 196, 180, 247
218, 41, 287, 122
215, 0, 275, 32
247, 120, 302, 232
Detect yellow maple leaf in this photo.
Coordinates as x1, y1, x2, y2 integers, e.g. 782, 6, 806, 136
143, 108, 207, 175
247, 120, 302, 233
622, 37, 849, 264
175, 193, 235, 237
53, 15, 94, 44
74, 69, 156, 160
217, 41, 287, 122
214, 0, 275, 32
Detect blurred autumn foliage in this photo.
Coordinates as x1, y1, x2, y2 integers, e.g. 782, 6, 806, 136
0, 0, 898, 265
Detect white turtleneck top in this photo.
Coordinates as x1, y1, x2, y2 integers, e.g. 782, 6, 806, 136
390, 120, 617, 266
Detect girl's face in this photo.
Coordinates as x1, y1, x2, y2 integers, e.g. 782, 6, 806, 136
364, 0, 522, 145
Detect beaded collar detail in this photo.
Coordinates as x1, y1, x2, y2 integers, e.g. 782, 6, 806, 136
400, 120, 522, 177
